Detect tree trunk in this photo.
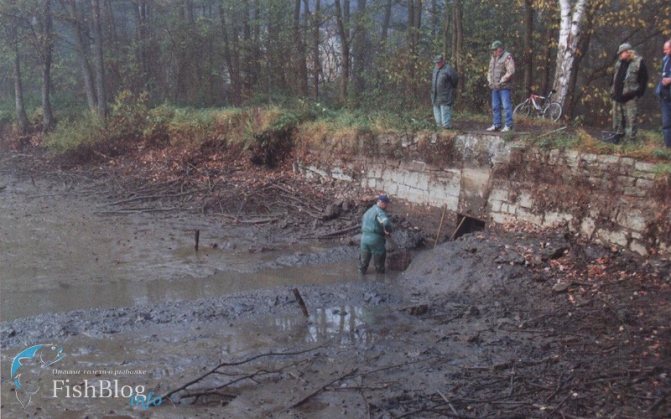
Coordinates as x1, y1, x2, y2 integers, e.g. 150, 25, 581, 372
541, 25, 554, 95
451, 0, 463, 91
293, 0, 308, 96
10, 19, 29, 134
64, 0, 97, 111
352, 0, 367, 101
41, 0, 54, 131
551, 0, 589, 112
311, 0, 321, 99
218, 2, 241, 105
135, 0, 151, 93
380, 0, 392, 50
430, 0, 438, 39
92, 0, 107, 117
523, 0, 534, 97
334, 0, 350, 103
565, 2, 600, 119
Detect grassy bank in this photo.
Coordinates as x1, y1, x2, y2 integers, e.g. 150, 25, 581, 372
2, 92, 665, 164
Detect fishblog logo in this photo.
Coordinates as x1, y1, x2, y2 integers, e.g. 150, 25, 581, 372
10, 344, 162, 410
52, 379, 145, 399
11, 344, 65, 408
52, 379, 163, 410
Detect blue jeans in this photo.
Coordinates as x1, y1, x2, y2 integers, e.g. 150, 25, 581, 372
662, 98, 671, 147
491, 89, 513, 128
433, 104, 452, 129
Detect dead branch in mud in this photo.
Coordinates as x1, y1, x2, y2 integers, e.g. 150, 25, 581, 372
287, 367, 359, 409
162, 345, 325, 401
292, 288, 309, 317
104, 189, 202, 207
94, 207, 184, 215
183, 362, 304, 405
310, 224, 359, 239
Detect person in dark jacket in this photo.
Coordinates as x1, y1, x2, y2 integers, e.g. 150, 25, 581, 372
655, 39, 671, 148
611, 42, 649, 142
431, 55, 459, 129
359, 194, 393, 274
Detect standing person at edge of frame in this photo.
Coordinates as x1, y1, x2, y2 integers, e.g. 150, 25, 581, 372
359, 194, 393, 275
431, 54, 459, 130
486, 40, 515, 133
655, 39, 671, 148
610, 42, 649, 143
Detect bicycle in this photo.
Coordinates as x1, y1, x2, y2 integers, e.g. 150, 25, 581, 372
513, 90, 562, 122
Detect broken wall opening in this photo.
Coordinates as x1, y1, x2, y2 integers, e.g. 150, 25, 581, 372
451, 214, 486, 240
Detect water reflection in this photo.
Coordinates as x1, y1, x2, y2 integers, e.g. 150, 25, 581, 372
269, 306, 373, 346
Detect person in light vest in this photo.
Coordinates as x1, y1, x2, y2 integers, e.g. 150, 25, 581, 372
359, 194, 393, 274
486, 40, 515, 133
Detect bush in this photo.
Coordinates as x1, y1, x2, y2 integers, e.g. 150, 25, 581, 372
45, 112, 105, 153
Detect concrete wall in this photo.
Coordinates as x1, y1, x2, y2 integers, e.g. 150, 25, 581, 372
296, 133, 671, 256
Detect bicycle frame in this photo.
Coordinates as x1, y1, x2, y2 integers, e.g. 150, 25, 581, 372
513, 90, 562, 122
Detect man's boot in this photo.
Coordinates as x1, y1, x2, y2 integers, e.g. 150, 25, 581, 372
359, 250, 372, 274
373, 253, 386, 274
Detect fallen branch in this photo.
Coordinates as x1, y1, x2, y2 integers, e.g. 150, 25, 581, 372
105, 189, 201, 207
162, 345, 324, 401
292, 288, 309, 317
94, 207, 183, 215
313, 224, 359, 239
287, 367, 358, 409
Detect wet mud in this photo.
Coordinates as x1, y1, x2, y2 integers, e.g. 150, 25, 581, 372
1, 153, 670, 418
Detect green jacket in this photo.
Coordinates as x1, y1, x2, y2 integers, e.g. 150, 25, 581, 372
360, 204, 393, 250
431, 64, 459, 106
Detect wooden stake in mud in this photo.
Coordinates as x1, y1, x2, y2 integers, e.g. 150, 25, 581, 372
434, 204, 447, 248
292, 288, 309, 317
450, 215, 467, 241
194, 229, 200, 252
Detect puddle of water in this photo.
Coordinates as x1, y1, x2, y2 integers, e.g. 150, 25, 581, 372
1, 262, 361, 321
266, 305, 376, 347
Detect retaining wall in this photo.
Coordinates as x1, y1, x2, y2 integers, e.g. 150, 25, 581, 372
295, 132, 671, 256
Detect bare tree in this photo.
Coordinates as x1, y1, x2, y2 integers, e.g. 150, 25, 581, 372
39, 0, 55, 131
334, 0, 351, 102
61, 0, 97, 112
551, 0, 589, 111
7, 6, 29, 133
91, 0, 107, 116
523, 0, 533, 97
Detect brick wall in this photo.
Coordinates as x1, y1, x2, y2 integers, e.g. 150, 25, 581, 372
296, 133, 670, 256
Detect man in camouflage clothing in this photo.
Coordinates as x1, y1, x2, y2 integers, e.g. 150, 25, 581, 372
611, 43, 649, 142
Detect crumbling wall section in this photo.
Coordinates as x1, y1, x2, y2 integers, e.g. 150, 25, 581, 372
295, 133, 670, 256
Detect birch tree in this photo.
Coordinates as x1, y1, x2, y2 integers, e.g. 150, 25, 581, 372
550, 0, 588, 112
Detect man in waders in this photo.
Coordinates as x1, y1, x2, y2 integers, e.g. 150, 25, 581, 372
359, 194, 393, 274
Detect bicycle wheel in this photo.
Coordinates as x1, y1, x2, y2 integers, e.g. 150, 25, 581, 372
543, 102, 562, 122
513, 101, 531, 119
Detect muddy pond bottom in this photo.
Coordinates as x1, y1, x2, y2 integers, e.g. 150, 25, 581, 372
0, 303, 382, 417
2, 262, 372, 321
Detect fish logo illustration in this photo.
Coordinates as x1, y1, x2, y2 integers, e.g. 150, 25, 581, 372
11, 344, 64, 408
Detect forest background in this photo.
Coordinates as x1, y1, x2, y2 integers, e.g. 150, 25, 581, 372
1, 0, 670, 141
